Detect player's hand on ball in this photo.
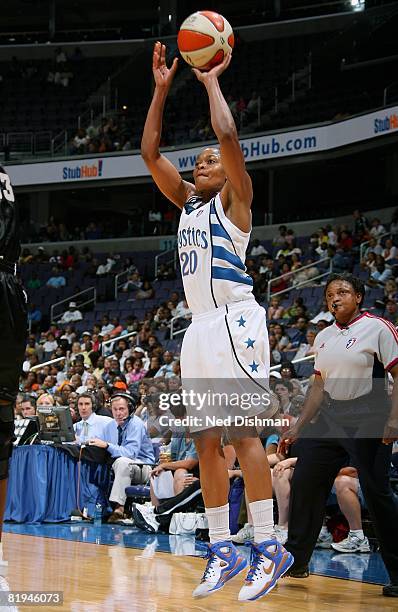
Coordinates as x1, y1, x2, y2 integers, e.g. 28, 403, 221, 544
152, 41, 178, 90
192, 52, 232, 83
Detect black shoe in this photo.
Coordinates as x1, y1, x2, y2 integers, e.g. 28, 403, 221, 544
285, 564, 310, 578
383, 584, 398, 597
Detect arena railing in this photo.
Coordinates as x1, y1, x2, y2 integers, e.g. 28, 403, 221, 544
30, 356, 67, 372
155, 248, 178, 279
50, 287, 97, 322
170, 314, 192, 339
266, 256, 332, 301
114, 269, 129, 300
101, 330, 139, 356
359, 232, 391, 262
270, 353, 315, 372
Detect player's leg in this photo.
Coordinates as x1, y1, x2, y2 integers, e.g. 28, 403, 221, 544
0, 279, 27, 568
229, 431, 293, 601
331, 475, 370, 553
192, 430, 247, 598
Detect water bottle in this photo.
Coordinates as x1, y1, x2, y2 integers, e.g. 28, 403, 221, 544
93, 502, 102, 527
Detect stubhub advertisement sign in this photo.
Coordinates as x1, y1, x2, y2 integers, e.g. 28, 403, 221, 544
7, 105, 398, 187
62, 159, 104, 180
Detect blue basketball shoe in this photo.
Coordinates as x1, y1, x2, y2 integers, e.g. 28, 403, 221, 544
238, 540, 294, 601
192, 541, 247, 598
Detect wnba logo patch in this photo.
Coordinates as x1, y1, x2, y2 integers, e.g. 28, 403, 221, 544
346, 338, 357, 349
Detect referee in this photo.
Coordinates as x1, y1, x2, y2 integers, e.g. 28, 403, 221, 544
0, 166, 27, 553
281, 273, 398, 597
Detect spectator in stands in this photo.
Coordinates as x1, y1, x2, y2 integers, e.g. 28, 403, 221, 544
267, 296, 285, 320
269, 334, 282, 366
145, 356, 161, 378
249, 239, 268, 257
328, 245, 351, 274
384, 299, 398, 325
246, 91, 261, 121
74, 393, 112, 444
101, 316, 114, 335
89, 394, 155, 522
135, 280, 155, 300
43, 333, 58, 361
155, 351, 175, 378
127, 358, 147, 384
60, 302, 83, 324
273, 324, 291, 351
21, 396, 36, 417
109, 318, 123, 338
294, 327, 317, 359
352, 209, 369, 236
274, 381, 295, 415
338, 230, 354, 252
273, 225, 288, 248
369, 218, 386, 239
382, 238, 397, 262
70, 129, 89, 155
96, 255, 117, 276
46, 267, 66, 289
368, 258, 392, 288
27, 303, 42, 333
122, 272, 142, 293
365, 237, 383, 258
384, 279, 398, 302
279, 361, 298, 381
26, 272, 41, 290
60, 249, 74, 270
390, 210, 398, 242
37, 393, 55, 407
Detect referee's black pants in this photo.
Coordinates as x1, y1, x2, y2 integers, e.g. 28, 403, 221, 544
285, 434, 398, 582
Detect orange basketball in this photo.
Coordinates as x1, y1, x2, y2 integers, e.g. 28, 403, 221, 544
177, 11, 234, 71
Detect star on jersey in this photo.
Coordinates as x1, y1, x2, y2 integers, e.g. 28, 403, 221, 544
237, 316, 246, 327
249, 361, 259, 373
245, 338, 255, 349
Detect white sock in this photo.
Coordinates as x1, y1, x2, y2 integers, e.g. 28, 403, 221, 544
350, 529, 364, 540
319, 525, 329, 536
249, 499, 275, 544
206, 503, 231, 544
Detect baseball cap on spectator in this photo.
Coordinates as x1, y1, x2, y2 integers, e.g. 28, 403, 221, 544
113, 381, 128, 391
132, 347, 145, 354
69, 302, 77, 308
82, 331, 91, 337
270, 371, 282, 379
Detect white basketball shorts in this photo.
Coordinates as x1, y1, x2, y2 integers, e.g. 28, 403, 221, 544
180, 299, 276, 432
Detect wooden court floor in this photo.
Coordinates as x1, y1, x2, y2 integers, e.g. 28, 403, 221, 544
2, 533, 397, 612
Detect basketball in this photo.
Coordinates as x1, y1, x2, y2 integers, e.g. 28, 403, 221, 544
177, 10, 234, 71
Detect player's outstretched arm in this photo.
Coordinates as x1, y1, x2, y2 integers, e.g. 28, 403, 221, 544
141, 42, 195, 209
192, 54, 253, 224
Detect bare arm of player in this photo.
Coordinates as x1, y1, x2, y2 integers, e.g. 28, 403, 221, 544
278, 373, 324, 453
383, 363, 398, 444
192, 54, 253, 232
141, 42, 195, 209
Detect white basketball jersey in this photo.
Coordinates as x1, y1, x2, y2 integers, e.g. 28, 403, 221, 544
177, 192, 254, 315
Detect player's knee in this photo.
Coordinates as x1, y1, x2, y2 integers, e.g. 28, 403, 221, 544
335, 474, 354, 494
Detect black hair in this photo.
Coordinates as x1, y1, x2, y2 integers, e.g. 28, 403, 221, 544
280, 361, 298, 378
324, 273, 365, 307
77, 391, 97, 411
274, 380, 293, 393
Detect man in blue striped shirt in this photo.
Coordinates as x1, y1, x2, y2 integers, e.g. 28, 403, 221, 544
89, 394, 155, 522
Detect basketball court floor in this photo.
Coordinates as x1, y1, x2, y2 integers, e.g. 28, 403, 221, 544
1, 523, 396, 611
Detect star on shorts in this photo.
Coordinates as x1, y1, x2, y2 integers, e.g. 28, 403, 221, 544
249, 361, 259, 373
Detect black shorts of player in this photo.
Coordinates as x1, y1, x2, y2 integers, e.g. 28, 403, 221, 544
0, 272, 27, 400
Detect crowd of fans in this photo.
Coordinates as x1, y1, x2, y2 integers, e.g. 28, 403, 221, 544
12, 206, 398, 546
